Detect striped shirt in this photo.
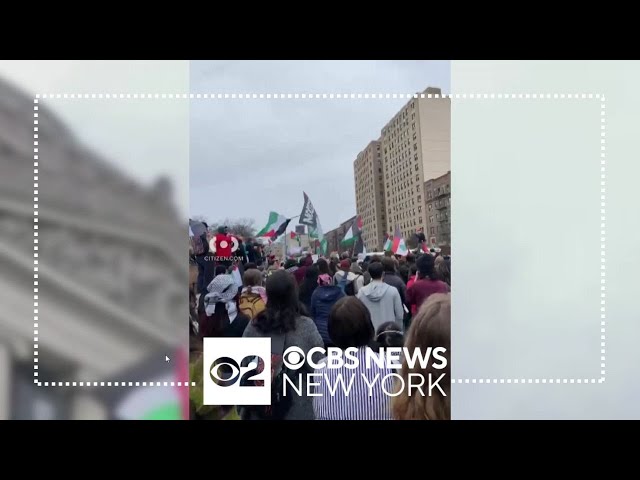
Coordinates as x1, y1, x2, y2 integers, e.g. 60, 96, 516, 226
312, 346, 394, 420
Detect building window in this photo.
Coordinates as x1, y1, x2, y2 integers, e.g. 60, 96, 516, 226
428, 204, 432, 211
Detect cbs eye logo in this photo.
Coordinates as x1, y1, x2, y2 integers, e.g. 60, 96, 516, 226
282, 347, 306, 370
208, 235, 239, 254
209, 356, 264, 387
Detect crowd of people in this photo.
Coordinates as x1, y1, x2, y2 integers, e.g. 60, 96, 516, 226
189, 227, 452, 421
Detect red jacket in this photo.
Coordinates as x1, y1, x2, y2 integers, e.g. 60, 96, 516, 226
406, 277, 449, 312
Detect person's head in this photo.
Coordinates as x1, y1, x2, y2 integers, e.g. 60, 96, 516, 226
384, 250, 393, 257
214, 265, 228, 277
434, 256, 451, 286
361, 261, 370, 272
339, 259, 351, 272
406, 253, 416, 265
369, 255, 382, 265
284, 258, 298, 270
416, 254, 438, 280
398, 256, 407, 265
254, 270, 299, 333
375, 322, 405, 349
217, 225, 226, 235
304, 254, 313, 267
317, 258, 331, 275
243, 268, 263, 288
410, 264, 418, 277
392, 294, 451, 420
317, 273, 333, 287
382, 257, 396, 274
329, 259, 338, 275
340, 252, 350, 260
244, 262, 258, 271
368, 261, 384, 281
328, 297, 375, 349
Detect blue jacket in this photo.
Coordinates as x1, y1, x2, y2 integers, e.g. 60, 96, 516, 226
310, 286, 345, 345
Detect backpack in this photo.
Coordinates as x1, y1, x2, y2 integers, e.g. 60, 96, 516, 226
238, 292, 266, 320
337, 271, 351, 294
344, 274, 361, 296
241, 333, 292, 420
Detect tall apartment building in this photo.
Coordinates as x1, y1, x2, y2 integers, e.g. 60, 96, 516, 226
425, 171, 451, 248
380, 87, 450, 239
353, 140, 386, 250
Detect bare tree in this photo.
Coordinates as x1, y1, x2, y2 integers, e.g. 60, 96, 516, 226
191, 215, 209, 225
208, 218, 256, 239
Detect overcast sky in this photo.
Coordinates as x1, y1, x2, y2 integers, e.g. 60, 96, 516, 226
0, 60, 189, 216
190, 60, 450, 232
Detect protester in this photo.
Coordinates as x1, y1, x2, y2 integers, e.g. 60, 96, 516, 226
381, 257, 407, 306
329, 258, 339, 276
435, 255, 451, 287
406, 254, 450, 313
310, 273, 345, 348
313, 297, 394, 420
361, 261, 372, 286
284, 258, 299, 274
317, 258, 331, 276
333, 258, 364, 295
242, 270, 324, 420
398, 257, 410, 285
356, 262, 403, 330
214, 265, 227, 277
375, 321, 405, 351
200, 274, 250, 338
406, 264, 419, 316
350, 261, 367, 289
194, 240, 216, 295
238, 269, 267, 320
392, 293, 451, 420
294, 254, 313, 285
298, 265, 319, 313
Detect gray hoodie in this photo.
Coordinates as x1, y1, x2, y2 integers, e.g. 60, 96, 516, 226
356, 280, 404, 331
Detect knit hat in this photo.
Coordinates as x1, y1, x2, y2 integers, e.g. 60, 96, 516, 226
339, 259, 351, 270
317, 274, 333, 286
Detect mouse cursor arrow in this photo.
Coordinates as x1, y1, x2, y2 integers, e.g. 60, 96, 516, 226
165, 356, 170, 363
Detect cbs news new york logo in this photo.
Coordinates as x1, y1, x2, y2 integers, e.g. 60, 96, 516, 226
203, 337, 272, 406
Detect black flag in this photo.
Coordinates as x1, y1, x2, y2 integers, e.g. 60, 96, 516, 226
299, 191, 318, 228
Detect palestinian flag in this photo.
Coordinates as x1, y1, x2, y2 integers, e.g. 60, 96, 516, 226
257, 211, 290, 239
99, 348, 190, 420
341, 216, 363, 246
383, 232, 392, 251
392, 225, 408, 256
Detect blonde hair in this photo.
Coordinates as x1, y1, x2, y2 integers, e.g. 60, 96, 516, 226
243, 269, 263, 288
391, 293, 451, 420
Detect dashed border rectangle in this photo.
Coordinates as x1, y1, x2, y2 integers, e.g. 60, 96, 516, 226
33, 92, 605, 387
